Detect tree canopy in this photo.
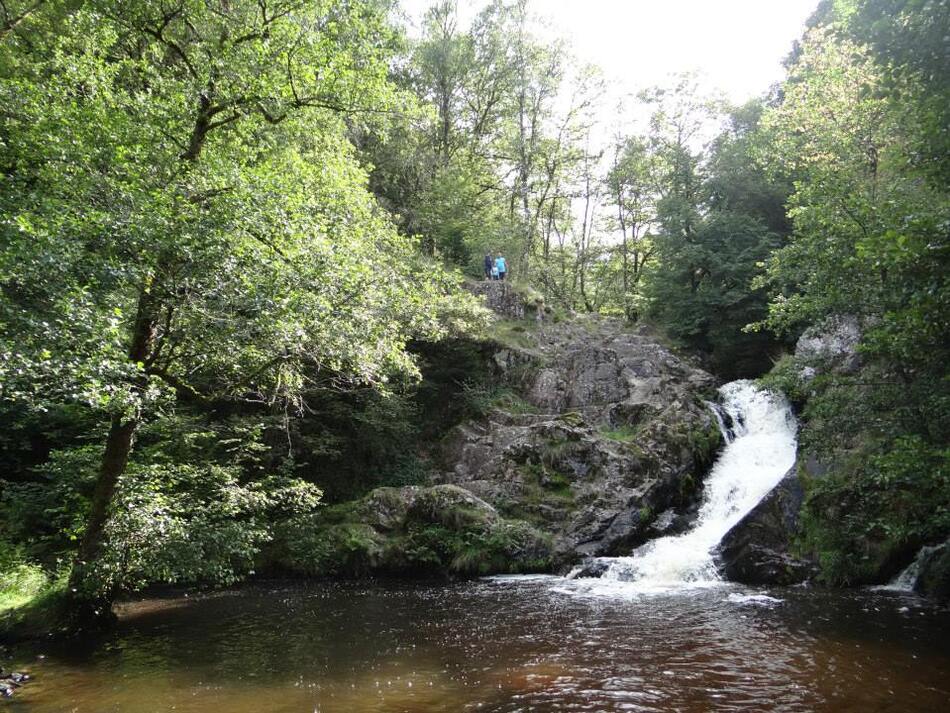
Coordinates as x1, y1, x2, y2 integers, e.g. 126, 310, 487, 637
0, 0, 947, 606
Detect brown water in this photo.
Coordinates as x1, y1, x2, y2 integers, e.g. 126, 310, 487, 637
5, 577, 949, 712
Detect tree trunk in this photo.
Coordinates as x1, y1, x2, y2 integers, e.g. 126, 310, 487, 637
72, 415, 137, 566
69, 83, 216, 608
69, 284, 158, 607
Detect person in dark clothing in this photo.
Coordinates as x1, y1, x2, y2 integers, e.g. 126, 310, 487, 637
484, 253, 493, 280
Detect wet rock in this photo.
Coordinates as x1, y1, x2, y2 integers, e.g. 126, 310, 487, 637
716, 466, 817, 585
569, 558, 610, 578
648, 507, 697, 537
0, 670, 30, 699
914, 540, 950, 603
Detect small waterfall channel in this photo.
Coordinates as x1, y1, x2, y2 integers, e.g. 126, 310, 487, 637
873, 545, 941, 593
565, 380, 798, 595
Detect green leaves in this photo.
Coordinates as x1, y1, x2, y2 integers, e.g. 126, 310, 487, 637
634, 91, 789, 377
754, 1, 950, 584
0, 0, 489, 600
1, 0, 483, 418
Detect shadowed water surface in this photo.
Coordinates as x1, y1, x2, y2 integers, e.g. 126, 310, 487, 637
6, 577, 950, 712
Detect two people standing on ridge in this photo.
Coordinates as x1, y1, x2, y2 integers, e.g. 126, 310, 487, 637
484, 252, 508, 281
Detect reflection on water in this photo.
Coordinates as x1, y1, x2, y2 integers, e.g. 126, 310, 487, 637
6, 578, 950, 712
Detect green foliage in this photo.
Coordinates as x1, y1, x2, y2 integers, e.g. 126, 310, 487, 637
0, 542, 51, 613
462, 383, 539, 418
758, 355, 810, 407
642, 96, 791, 378
1, 446, 99, 556
82, 464, 321, 599
0, 537, 73, 640
747, 2, 950, 584
1, 1, 469, 410
851, 0, 950, 184
686, 418, 724, 465
281, 338, 500, 501
0, 0, 489, 603
800, 438, 950, 585
1, 0, 947, 607
767, 353, 949, 584
276, 512, 383, 577
0, 408, 326, 599
449, 520, 553, 575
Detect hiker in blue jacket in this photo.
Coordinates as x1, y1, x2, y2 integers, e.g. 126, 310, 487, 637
495, 254, 507, 281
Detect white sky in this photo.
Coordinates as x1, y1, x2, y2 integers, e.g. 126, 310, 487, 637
400, 0, 819, 105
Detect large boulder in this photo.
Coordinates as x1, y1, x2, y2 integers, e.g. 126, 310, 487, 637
716, 465, 817, 585
270, 484, 553, 578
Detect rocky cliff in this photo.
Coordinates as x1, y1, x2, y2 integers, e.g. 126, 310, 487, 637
437, 311, 722, 563
275, 283, 725, 576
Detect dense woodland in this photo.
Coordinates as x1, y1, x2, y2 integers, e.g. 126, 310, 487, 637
0, 0, 947, 627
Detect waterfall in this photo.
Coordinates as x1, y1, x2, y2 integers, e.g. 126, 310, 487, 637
567, 380, 798, 595
873, 545, 939, 593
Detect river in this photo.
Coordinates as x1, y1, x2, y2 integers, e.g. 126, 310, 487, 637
5, 578, 950, 712
6, 382, 949, 711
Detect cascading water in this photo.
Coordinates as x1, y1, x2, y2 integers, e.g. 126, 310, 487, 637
872, 545, 939, 593
564, 379, 798, 596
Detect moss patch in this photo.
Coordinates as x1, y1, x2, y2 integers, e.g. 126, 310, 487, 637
598, 424, 640, 442
491, 319, 538, 351
687, 419, 722, 465
499, 460, 576, 527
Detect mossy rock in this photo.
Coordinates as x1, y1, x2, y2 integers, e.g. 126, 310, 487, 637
405, 484, 499, 528
271, 484, 553, 578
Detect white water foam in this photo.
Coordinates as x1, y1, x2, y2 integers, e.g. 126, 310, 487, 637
727, 593, 784, 606
560, 380, 798, 597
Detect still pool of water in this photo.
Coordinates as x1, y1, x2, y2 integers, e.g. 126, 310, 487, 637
5, 577, 949, 712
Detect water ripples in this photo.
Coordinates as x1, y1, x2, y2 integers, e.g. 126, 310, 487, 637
7, 578, 950, 712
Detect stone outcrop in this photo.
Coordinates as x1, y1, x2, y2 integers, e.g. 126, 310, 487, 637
794, 314, 863, 378
438, 312, 722, 564
284, 286, 726, 577
716, 465, 817, 585
467, 280, 526, 320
